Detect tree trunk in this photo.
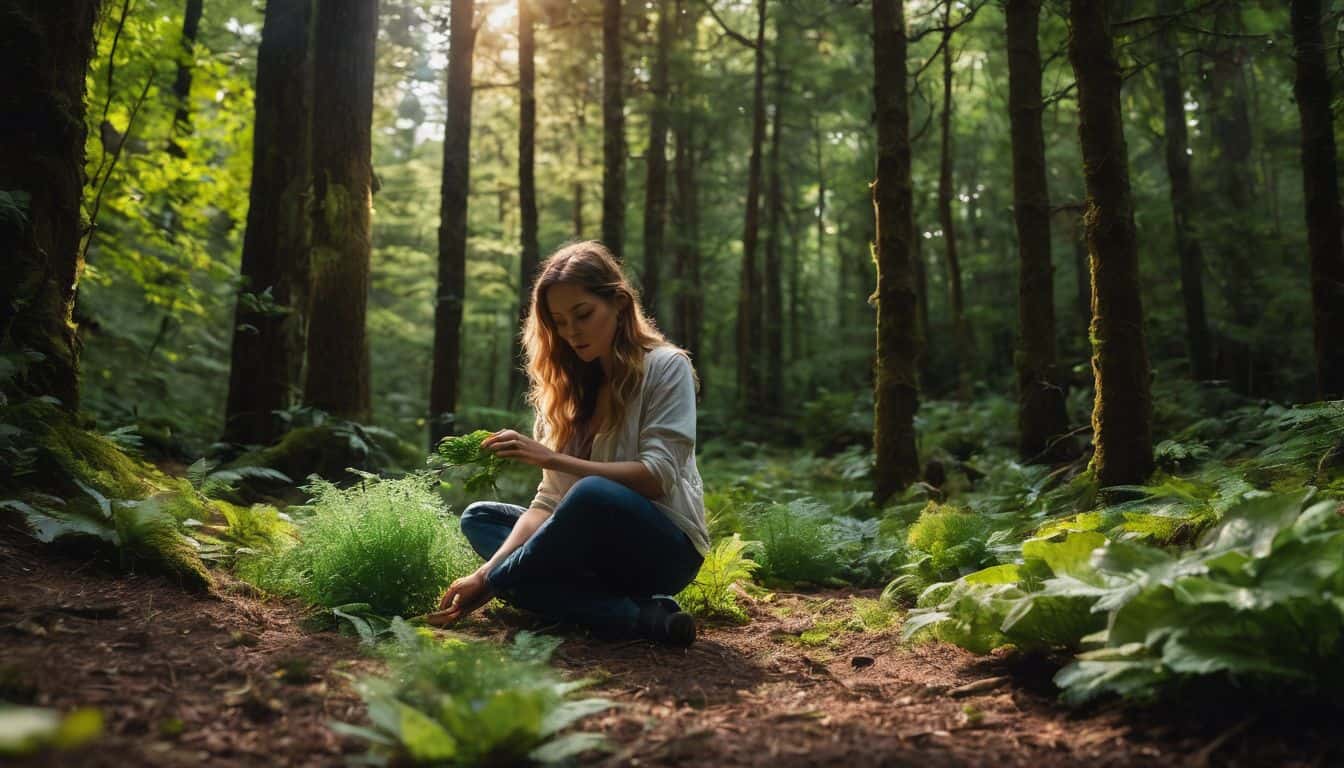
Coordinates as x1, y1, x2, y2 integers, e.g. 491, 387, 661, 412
224, 0, 312, 445
573, 104, 585, 237
736, 0, 767, 409
1291, 0, 1344, 399
303, 1, 376, 424
1006, 0, 1068, 462
429, 0, 476, 444
601, 0, 625, 259
1069, 0, 1153, 486
0, 0, 101, 410
937, 2, 969, 400
1157, 0, 1211, 381
1207, 6, 1258, 332
167, 0, 204, 156
642, 0, 671, 322
511, 0, 539, 409
763, 19, 786, 413
670, 0, 703, 383
872, 0, 920, 503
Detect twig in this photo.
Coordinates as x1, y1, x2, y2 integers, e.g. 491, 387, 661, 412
82, 70, 156, 264
99, 0, 136, 128
700, 0, 756, 50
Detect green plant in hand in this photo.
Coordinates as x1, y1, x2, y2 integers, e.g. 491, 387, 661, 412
435, 429, 507, 494
331, 620, 613, 765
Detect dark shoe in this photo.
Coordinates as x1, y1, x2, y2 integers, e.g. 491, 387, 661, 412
636, 596, 697, 647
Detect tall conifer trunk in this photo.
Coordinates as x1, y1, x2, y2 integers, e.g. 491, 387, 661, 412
642, 0, 671, 321
601, 0, 625, 259
937, 1, 969, 400
736, 0, 767, 408
1290, 0, 1344, 399
167, 0, 204, 156
1006, 0, 1068, 461
1069, 0, 1153, 486
763, 18, 786, 413
872, 0, 920, 503
511, 0, 539, 409
224, 0, 312, 444
429, 0, 476, 444
304, 1, 377, 423
0, 0, 101, 410
670, 0, 703, 381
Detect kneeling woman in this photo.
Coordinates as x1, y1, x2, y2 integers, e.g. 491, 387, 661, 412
427, 241, 709, 645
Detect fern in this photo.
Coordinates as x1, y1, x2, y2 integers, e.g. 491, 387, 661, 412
676, 534, 760, 623
434, 429, 506, 494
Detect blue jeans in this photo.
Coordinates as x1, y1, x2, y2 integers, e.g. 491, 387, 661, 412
460, 476, 704, 637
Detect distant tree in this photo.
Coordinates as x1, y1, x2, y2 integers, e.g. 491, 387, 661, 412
737, 0, 767, 409
763, 15, 787, 413
1005, 0, 1069, 461
602, 0, 625, 260
1156, 0, 1211, 381
429, 0, 476, 444
1289, 0, 1344, 399
937, 0, 970, 400
0, 0, 102, 409
1069, 0, 1153, 486
224, 0, 312, 445
303, 1, 378, 423
167, 0, 205, 156
642, 0, 671, 322
511, 0, 539, 409
872, 0, 920, 503
669, 0, 703, 386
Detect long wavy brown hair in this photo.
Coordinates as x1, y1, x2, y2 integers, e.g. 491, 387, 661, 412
522, 240, 675, 455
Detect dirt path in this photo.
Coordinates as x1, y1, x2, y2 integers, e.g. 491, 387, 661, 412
1, 538, 1334, 767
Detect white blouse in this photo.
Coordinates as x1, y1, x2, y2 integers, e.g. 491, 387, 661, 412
528, 345, 710, 556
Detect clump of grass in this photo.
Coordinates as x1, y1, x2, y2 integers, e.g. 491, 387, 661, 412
434, 429, 506, 494
332, 620, 613, 766
237, 473, 476, 617
676, 534, 760, 623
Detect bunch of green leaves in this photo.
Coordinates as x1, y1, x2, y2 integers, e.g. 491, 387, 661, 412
236, 473, 475, 617
331, 620, 613, 765
747, 498, 847, 586
676, 534, 761, 623
434, 429, 506, 494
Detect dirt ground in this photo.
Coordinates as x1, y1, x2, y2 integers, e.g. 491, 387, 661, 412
1, 535, 1338, 767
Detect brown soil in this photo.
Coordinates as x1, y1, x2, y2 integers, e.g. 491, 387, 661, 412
1, 537, 1336, 767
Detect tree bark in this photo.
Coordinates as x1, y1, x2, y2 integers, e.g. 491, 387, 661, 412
736, 0, 767, 409
872, 0, 920, 503
1157, 0, 1211, 381
670, 0, 703, 380
224, 0, 312, 445
937, 2, 969, 400
429, 0, 476, 444
1006, 0, 1069, 462
1291, 0, 1344, 399
511, 0, 539, 409
602, 0, 625, 260
1069, 0, 1153, 486
1207, 6, 1258, 331
167, 0, 204, 156
642, 0, 671, 322
0, 0, 101, 410
763, 18, 786, 413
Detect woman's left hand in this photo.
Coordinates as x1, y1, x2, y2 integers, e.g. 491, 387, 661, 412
482, 429, 558, 469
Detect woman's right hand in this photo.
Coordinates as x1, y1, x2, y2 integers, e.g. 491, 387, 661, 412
424, 569, 495, 627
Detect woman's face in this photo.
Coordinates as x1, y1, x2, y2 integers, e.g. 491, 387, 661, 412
546, 282, 623, 364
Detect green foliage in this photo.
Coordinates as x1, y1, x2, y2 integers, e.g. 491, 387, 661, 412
676, 534, 760, 623
332, 620, 612, 766
905, 503, 993, 576
434, 429, 506, 494
749, 499, 846, 586
0, 706, 102, 757
236, 473, 476, 617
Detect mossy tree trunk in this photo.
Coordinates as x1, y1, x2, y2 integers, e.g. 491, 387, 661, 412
736, 0, 767, 410
601, 0, 625, 260
510, 0, 538, 410
670, 0, 703, 388
937, 1, 970, 401
1157, 0, 1211, 382
0, 0, 101, 411
642, 0, 671, 323
872, 0, 920, 504
1006, 0, 1069, 462
763, 15, 786, 414
429, 0, 476, 445
224, 0, 312, 446
303, 0, 377, 423
1069, 0, 1153, 487
1290, 0, 1344, 399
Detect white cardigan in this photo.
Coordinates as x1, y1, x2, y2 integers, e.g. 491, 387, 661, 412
528, 345, 710, 556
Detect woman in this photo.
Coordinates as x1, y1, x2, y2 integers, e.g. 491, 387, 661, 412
426, 240, 709, 646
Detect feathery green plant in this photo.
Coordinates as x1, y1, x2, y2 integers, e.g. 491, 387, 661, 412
331, 620, 613, 765
676, 534, 760, 622
435, 429, 507, 494
749, 499, 845, 585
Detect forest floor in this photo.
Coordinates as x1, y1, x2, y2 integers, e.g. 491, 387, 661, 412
2, 534, 1338, 768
